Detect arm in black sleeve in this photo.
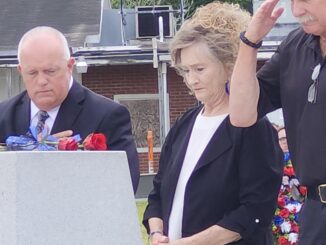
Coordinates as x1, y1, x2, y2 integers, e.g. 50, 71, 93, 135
217, 118, 283, 243
99, 104, 140, 194
142, 122, 176, 234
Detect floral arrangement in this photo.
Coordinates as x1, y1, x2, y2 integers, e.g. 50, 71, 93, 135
0, 126, 107, 151
272, 152, 306, 245
58, 133, 107, 151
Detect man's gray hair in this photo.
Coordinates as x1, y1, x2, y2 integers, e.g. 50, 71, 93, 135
17, 26, 71, 63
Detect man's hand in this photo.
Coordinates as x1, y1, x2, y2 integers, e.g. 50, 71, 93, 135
246, 0, 284, 43
52, 130, 73, 139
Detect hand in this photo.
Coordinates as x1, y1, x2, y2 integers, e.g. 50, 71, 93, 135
246, 0, 284, 43
52, 130, 73, 139
163, 237, 192, 245
151, 233, 169, 245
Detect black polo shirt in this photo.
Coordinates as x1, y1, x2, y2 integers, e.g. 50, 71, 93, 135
257, 27, 326, 187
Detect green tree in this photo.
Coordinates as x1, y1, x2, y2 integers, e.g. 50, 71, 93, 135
110, 0, 252, 21
186, 0, 252, 18
111, 0, 182, 9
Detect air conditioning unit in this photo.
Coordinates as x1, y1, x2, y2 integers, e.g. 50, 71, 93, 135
135, 5, 173, 39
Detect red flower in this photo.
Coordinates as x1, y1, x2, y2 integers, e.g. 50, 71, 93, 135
279, 208, 290, 218
289, 207, 297, 214
58, 138, 78, 150
299, 186, 307, 196
83, 133, 107, 150
284, 166, 295, 176
278, 196, 286, 207
278, 236, 291, 245
292, 223, 299, 233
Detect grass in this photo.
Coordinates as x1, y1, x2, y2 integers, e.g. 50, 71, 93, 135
136, 199, 149, 245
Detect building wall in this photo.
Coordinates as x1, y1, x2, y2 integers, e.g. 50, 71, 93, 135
82, 64, 197, 174
0, 67, 25, 102
0, 68, 82, 102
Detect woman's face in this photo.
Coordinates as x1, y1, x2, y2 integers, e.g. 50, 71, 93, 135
278, 129, 289, 153
179, 42, 228, 105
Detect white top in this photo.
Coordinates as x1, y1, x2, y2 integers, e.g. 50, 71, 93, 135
30, 77, 73, 134
168, 110, 227, 240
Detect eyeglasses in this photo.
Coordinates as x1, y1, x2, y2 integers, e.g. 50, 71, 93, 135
308, 63, 321, 103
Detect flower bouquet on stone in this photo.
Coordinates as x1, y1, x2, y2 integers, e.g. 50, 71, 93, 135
59, 132, 107, 150
2, 126, 107, 151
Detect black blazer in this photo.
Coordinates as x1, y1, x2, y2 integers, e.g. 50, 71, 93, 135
0, 81, 139, 192
143, 105, 283, 244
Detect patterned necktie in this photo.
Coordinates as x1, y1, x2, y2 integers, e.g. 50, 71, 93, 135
36, 110, 49, 135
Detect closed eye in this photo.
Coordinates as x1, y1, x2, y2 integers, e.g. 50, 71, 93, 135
28, 71, 37, 76
45, 69, 57, 75
196, 67, 204, 72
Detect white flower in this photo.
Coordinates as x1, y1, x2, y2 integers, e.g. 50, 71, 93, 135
280, 220, 292, 233
289, 178, 299, 188
286, 203, 302, 213
288, 232, 299, 244
282, 176, 289, 186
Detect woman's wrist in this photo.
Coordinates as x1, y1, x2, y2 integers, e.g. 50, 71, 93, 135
148, 230, 163, 245
150, 230, 163, 238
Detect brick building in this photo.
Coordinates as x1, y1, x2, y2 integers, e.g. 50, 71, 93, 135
82, 64, 197, 174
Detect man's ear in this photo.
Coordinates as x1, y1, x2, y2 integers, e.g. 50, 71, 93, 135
67, 57, 75, 70
17, 64, 22, 74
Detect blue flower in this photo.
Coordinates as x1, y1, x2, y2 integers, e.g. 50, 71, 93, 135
284, 152, 290, 162
274, 215, 284, 226
294, 213, 300, 222
6, 135, 38, 150
6, 126, 57, 151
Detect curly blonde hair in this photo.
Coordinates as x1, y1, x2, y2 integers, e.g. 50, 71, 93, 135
170, 1, 250, 74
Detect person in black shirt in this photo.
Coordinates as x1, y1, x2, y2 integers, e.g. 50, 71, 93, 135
229, 0, 326, 244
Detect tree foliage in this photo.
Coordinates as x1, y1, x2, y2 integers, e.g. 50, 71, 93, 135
110, 0, 252, 20
111, 0, 182, 9
111, 0, 251, 12
186, 0, 252, 18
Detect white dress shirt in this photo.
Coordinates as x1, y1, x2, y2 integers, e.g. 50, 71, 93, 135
30, 77, 73, 134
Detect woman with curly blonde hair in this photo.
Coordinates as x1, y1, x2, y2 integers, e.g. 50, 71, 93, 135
143, 2, 283, 244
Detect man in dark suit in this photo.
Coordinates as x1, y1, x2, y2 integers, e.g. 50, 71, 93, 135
0, 26, 139, 193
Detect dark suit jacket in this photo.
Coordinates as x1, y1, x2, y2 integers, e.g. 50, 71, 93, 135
0, 81, 139, 192
143, 105, 283, 244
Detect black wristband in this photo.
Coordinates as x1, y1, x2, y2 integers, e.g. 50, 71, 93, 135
240, 31, 263, 49
149, 230, 163, 238
148, 230, 162, 244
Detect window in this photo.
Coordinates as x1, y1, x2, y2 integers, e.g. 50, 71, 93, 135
114, 94, 168, 152
0, 67, 25, 102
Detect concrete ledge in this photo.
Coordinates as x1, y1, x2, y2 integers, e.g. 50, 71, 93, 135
0, 151, 142, 245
